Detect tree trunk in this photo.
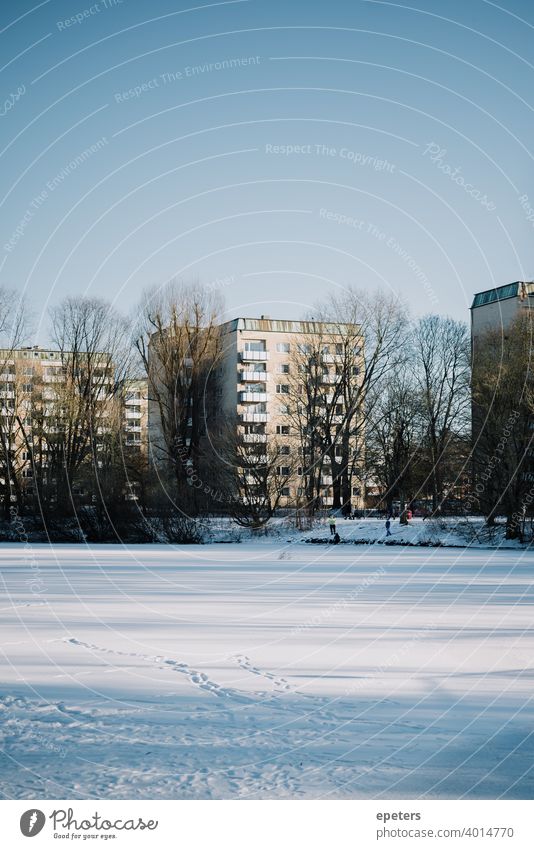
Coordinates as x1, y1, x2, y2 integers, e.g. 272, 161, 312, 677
506, 514, 522, 541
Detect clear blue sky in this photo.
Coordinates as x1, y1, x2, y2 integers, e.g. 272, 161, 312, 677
1, 0, 533, 337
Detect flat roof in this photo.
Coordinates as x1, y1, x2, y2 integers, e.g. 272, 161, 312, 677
471, 281, 534, 309
219, 317, 360, 335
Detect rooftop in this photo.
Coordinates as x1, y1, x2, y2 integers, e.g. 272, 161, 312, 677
219, 317, 360, 335
471, 281, 534, 309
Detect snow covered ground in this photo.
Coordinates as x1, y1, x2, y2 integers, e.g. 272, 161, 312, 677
208, 515, 534, 549
1, 541, 534, 799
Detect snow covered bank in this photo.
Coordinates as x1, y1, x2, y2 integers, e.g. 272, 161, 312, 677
296, 516, 531, 550
1, 543, 533, 799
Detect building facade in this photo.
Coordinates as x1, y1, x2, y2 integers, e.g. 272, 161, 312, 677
216, 316, 364, 509
471, 281, 534, 342
0, 346, 148, 506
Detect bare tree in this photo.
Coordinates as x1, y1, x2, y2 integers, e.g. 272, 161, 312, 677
316, 289, 409, 511
0, 290, 29, 518
413, 315, 470, 512
134, 281, 225, 513
46, 296, 132, 514
225, 427, 297, 529
472, 313, 534, 538
367, 373, 421, 517
286, 325, 332, 513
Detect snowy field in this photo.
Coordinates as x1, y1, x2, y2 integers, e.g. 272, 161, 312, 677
1, 541, 534, 800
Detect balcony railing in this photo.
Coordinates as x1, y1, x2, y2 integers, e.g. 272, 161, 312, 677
242, 454, 268, 465
242, 433, 267, 443
240, 371, 269, 382
240, 392, 268, 403
240, 350, 269, 362
241, 412, 269, 423
322, 353, 343, 364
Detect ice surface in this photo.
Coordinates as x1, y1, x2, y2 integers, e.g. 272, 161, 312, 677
1, 540, 533, 799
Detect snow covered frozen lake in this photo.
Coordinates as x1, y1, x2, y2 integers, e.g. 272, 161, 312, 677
1, 541, 533, 799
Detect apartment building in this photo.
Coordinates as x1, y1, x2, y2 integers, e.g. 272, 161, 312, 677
217, 316, 364, 508
0, 346, 148, 501
470, 282, 534, 501
0, 346, 65, 491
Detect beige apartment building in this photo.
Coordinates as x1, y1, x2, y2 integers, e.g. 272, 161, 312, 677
0, 346, 148, 500
217, 316, 364, 509
0, 346, 66, 491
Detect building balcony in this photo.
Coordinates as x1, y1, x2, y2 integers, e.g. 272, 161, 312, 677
242, 454, 268, 465
322, 374, 341, 384
242, 433, 267, 443
320, 476, 333, 485
240, 371, 269, 382
240, 392, 268, 403
240, 412, 269, 423
125, 410, 142, 419
322, 353, 343, 364
240, 350, 269, 362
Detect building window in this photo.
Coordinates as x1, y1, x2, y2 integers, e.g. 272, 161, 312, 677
277, 364, 290, 374
278, 404, 290, 414
276, 425, 290, 435
281, 487, 291, 497
276, 384, 289, 394
276, 343, 290, 353
297, 343, 311, 354
244, 340, 266, 351
280, 445, 290, 454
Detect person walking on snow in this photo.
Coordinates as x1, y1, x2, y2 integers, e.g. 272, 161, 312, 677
385, 517, 392, 536
328, 514, 336, 536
